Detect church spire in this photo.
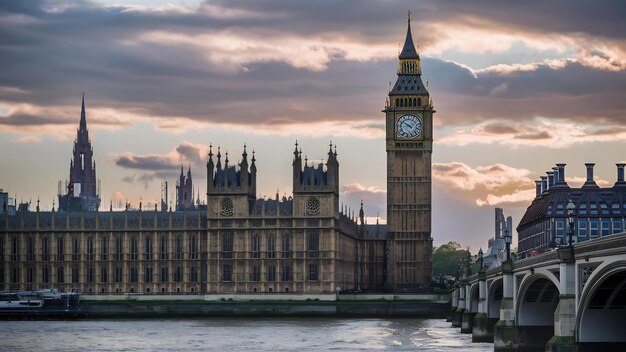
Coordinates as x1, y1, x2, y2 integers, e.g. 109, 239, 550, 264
80, 92, 87, 131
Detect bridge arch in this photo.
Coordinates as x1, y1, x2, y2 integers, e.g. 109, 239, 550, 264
468, 282, 480, 313
516, 273, 560, 326
576, 260, 626, 345
487, 278, 502, 319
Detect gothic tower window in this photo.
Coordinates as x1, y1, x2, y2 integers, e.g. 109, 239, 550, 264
160, 235, 168, 260
282, 232, 291, 258
130, 236, 138, 260
251, 234, 260, 259
189, 235, 197, 260
42, 237, 50, 261
72, 237, 80, 261
175, 235, 183, 260
267, 234, 276, 259
101, 236, 108, 261
57, 237, 64, 261
87, 237, 94, 261
145, 235, 152, 260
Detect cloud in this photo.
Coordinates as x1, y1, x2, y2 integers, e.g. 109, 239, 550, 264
113, 141, 209, 188
340, 183, 387, 220
432, 162, 535, 206
0, 0, 623, 141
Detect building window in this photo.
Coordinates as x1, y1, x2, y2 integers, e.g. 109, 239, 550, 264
267, 234, 276, 259
86, 237, 94, 261
282, 233, 291, 258
613, 219, 623, 234
42, 267, 50, 283
590, 220, 599, 237
11, 237, 19, 262
555, 220, 564, 238
114, 267, 123, 283
579, 203, 587, 215
72, 267, 79, 283
160, 236, 168, 260
130, 266, 138, 283
42, 237, 50, 261
417, 97, 421, 106
601, 220, 610, 237
101, 267, 108, 283
57, 266, 64, 283
101, 236, 108, 261
175, 235, 183, 260
281, 265, 292, 282
578, 219, 588, 238
160, 267, 168, 283
144, 266, 153, 283
611, 203, 620, 215
600, 203, 609, 215
222, 233, 233, 259
27, 267, 34, 283
27, 237, 34, 261
190, 266, 197, 282
174, 267, 182, 282
11, 267, 19, 283
145, 236, 152, 260
308, 233, 319, 258
308, 263, 318, 281
189, 235, 197, 260
250, 266, 260, 282
72, 237, 80, 261
130, 237, 138, 261
114, 236, 123, 261
222, 264, 232, 282
57, 237, 64, 261
251, 234, 260, 259
267, 266, 276, 282
590, 203, 598, 215
87, 267, 94, 283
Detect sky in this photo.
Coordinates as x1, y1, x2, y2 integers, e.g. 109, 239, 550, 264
1, 0, 625, 252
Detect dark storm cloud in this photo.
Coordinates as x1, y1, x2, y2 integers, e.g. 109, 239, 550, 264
0, 0, 624, 131
115, 154, 177, 171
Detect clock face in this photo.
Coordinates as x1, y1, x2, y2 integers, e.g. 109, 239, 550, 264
396, 114, 422, 139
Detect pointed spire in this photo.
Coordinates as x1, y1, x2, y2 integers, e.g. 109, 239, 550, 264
251, 150, 256, 165
294, 140, 299, 158
208, 143, 213, 158
36, 197, 40, 212
110, 200, 113, 212
399, 10, 419, 59
180, 165, 184, 177
80, 92, 87, 130
242, 143, 248, 160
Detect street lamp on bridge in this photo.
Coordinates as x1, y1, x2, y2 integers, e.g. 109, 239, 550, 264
566, 199, 576, 246
478, 248, 484, 271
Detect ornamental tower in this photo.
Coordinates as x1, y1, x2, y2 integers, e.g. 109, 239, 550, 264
58, 94, 100, 212
383, 14, 434, 289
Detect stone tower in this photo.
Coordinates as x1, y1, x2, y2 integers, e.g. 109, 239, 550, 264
292, 142, 340, 218
383, 15, 434, 289
58, 94, 100, 212
176, 165, 194, 211
206, 145, 257, 217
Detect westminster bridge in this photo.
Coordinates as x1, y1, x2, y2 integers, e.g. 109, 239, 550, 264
449, 232, 626, 351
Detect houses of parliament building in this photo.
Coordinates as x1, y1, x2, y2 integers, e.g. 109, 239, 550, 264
0, 17, 434, 295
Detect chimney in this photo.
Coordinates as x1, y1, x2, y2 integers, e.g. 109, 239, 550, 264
555, 163, 567, 185
615, 163, 626, 187
552, 167, 559, 185
583, 163, 598, 188
541, 176, 548, 193
535, 180, 542, 197
547, 171, 555, 189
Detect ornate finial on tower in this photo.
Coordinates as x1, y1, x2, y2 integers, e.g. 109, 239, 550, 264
36, 197, 40, 212
139, 197, 142, 211
52, 199, 55, 212
208, 143, 213, 157
407, 9, 411, 23
334, 144, 337, 157
242, 143, 248, 159
251, 149, 256, 164
110, 200, 113, 212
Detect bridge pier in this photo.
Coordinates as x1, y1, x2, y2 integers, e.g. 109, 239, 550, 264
473, 271, 492, 342
545, 247, 578, 352
461, 284, 475, 333
452, 283, 466, 327
494, 261, 519, 351
447, 286, 459, 322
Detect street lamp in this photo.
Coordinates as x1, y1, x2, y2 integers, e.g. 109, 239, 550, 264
504, 228, 512, 261
478, 248, 484, 271
566, 199, 576, 246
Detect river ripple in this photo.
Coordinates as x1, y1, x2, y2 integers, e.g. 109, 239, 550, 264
0, 318, 492, 351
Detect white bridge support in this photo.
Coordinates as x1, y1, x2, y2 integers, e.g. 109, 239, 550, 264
448, 233, 626, 351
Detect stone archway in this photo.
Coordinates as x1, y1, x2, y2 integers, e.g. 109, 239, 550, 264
516, 276, 560, 351
577, 266, 626, 351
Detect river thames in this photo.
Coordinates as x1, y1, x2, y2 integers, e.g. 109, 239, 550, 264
0, 318, 491, 351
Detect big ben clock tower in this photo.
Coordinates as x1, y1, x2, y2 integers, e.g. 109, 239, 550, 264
384, 14, 433, 289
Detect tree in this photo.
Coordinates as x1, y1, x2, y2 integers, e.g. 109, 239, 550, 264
432, 241, 469, 278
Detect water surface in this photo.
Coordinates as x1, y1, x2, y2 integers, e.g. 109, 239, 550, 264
0, 318, 492, 351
